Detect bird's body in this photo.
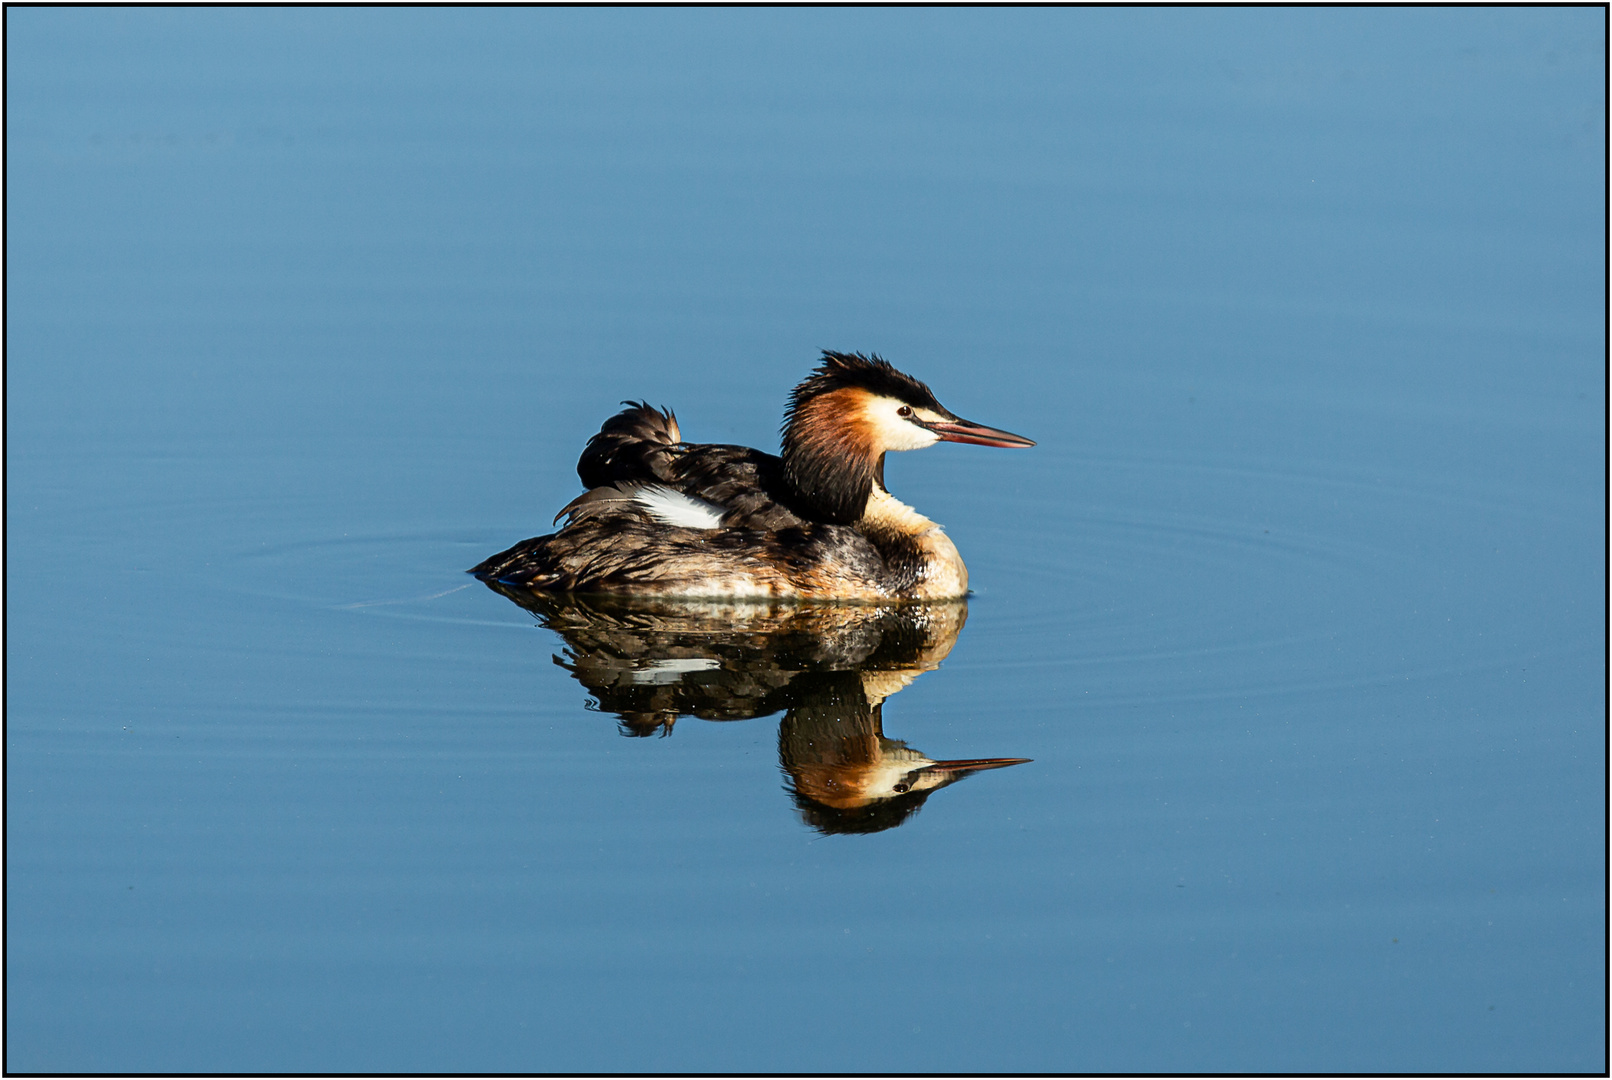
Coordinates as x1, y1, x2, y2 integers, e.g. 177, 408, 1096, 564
471, 352, 1033, 601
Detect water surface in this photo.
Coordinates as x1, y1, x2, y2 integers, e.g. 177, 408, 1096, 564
7, 8, 1605, 1072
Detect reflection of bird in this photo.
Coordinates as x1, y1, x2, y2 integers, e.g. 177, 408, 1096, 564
484, 590, 1029, 833
490, 588, 968, 732
471, 351, 1033, 600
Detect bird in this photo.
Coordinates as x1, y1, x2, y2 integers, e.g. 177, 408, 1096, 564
470, 350, 1034, 601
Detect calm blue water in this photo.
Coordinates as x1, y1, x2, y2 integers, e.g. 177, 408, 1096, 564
7, 8, 1605, 1073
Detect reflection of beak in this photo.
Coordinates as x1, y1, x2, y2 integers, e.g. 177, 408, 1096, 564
926, 417, 1036, 448
924, 757, 1033, 776
901, 756, 1032, 795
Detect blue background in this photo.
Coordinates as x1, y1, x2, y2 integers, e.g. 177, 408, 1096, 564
7, 8, 1605, 1072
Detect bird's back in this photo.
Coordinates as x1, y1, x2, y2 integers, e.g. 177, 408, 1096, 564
575, 402, 812, 532
575, 401, 684, 489
471, 402, 888, 596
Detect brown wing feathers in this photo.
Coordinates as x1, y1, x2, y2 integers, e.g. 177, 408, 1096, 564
570, 401, 811, 532
575, 402, 683, 489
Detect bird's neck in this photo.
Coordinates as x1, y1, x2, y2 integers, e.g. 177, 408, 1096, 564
781, 395, 969, 597
781, 394, 880, 523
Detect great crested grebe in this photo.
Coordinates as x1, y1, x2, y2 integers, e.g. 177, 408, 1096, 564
470, 351, 1034, 600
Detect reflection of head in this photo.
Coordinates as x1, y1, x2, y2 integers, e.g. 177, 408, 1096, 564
788, 786, 936, 834
777, 672, 1028, 836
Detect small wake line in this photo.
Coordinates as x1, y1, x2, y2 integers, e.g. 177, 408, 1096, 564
339, 583, 473, 609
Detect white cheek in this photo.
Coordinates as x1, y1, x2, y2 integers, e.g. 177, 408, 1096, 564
859, 760, 931, 799
867, 403, 941, 451
890, 424, 941, 452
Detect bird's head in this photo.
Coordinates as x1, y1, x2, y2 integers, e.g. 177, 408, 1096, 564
781, 351, 1034, 523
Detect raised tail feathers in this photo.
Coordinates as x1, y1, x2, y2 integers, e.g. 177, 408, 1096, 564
576, 401, 682, 489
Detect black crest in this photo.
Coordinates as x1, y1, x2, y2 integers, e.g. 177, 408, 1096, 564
784, 351, 946, 419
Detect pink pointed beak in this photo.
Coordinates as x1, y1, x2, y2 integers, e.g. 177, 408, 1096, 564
926, 417, 1036, 448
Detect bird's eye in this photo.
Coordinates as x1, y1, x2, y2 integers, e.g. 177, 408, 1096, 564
896, 406, 913, 418
893, 783, 910, 793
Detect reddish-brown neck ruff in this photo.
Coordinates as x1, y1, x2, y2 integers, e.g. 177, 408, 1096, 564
781, 387, 883, 524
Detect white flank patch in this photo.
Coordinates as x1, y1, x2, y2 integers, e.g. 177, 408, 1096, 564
632, 484, 727, 529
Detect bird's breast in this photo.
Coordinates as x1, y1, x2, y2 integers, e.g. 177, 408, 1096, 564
909, 526, 968, 600
858, 489, 970, 600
